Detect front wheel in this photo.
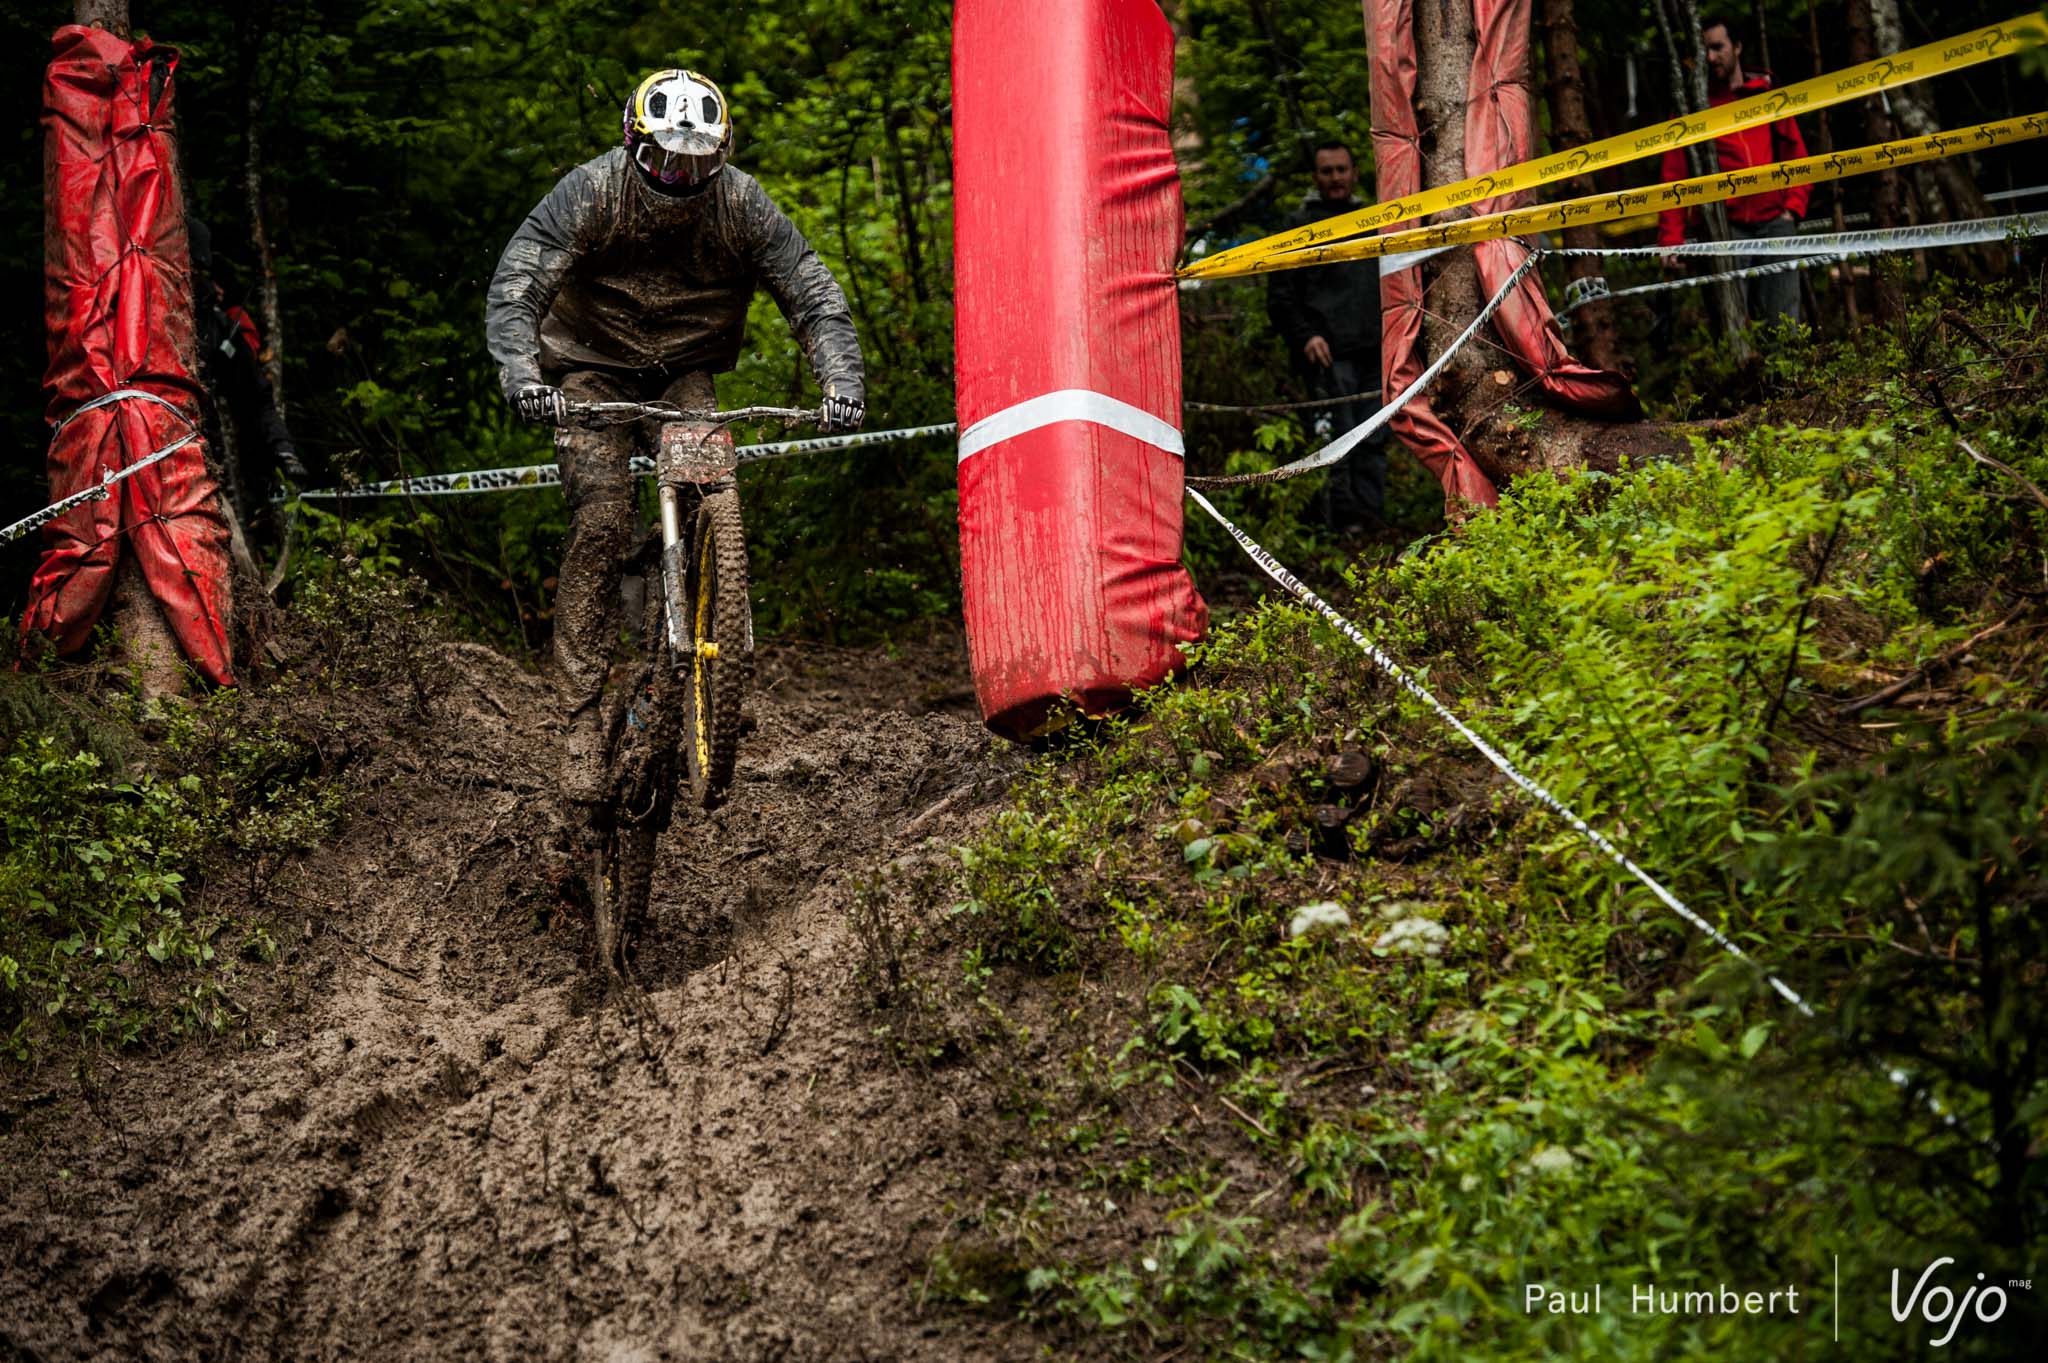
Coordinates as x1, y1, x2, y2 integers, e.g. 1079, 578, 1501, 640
683, 489, 753, 807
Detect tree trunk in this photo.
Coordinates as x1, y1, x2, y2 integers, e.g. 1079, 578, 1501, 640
1863, 0, 2001, 275
70, 0, 185, 696
242, 3, 289, 409
74, 0, 125, 31
1654, 0, 1751, 360
1845, 0, 1906, 318
1539, 0, 1623, 373
1406, 0, 1679, 487
1806, 0, 1858, 329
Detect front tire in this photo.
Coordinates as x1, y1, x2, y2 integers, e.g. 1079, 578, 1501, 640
684, 489, 753, 807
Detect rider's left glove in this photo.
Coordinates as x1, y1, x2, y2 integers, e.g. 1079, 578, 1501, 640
821, 385, 866, 434
513, 384, 568, 427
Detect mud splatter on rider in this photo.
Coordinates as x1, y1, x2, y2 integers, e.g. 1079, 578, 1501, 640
484, 69, 865, 846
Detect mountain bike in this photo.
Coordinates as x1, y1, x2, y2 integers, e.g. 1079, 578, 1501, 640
561, 399, 819, 978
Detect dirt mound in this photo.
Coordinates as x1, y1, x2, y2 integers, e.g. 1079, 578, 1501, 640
1, 630, 1041, 1362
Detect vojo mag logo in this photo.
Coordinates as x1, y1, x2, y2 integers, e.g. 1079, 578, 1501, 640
1556, 199, 1598, 224
1669, 179, 1707, 205
1770, 162, 1801, 188
1715, 172, 1745, 197
1891, 1257, 2025, 1349
1929, 132, 1962, 157
1824, 152, 1854, 177
2024, 114, 2048, 137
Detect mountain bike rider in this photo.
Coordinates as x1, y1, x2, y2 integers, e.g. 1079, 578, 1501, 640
485, 69, 865, 847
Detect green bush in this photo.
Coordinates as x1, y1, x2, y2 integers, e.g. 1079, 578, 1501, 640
0, 679, 344, 1062
915, 285, 2048, 1359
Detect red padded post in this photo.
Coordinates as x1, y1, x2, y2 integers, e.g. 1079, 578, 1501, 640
953, 0, 1207, 738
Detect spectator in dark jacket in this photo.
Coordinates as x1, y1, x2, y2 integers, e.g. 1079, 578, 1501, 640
1655, 15, 1810, 326
1265, 141, 1386, 534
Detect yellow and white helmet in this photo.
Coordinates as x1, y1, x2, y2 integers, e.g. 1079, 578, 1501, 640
623, 69, 731, 192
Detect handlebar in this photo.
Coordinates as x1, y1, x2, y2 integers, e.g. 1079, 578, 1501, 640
563, 400, 822, 429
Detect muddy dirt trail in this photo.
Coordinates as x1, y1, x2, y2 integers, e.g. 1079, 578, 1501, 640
1, 634, 1043, 1362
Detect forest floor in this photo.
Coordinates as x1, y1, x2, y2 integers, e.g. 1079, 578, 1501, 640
5, 282, 2044, 1363
1, 627, 1060, 1362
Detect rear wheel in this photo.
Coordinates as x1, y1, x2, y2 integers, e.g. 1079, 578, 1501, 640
684, 489, 753, 807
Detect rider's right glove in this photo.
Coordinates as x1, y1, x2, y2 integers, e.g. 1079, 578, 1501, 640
820, 385, 866, 434
512, 384, 568, 427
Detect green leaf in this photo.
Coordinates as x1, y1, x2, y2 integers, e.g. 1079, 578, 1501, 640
1692, 1019, 1730, 1063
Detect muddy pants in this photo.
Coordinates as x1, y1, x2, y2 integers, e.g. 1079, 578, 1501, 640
553, 367, 714, 816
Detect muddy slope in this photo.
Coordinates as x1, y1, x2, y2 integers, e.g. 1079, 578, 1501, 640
1, 633, 1037, 1363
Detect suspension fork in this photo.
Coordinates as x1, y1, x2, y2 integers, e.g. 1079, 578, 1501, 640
657, 480, 691, 655
654, 417, 738, 658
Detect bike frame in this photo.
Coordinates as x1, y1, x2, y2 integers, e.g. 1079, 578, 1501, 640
561, 400, 820, 657
655, 419, 733, 655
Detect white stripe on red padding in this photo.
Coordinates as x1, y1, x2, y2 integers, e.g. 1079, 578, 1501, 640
956, 388, 1184, 464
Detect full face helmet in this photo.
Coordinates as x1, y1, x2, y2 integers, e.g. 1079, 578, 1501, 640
623, 69, 731, 194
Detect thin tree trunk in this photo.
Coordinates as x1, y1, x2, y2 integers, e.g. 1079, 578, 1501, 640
243, 7, 288, 409
882, 108, 928, 306
75, 0, 125, 31
1864, 0, 2001, 275
1656, 0, 1752, 359
1246, 0, 1310, 166
1846, 0, 1906, 318
70, 0, 188, 697
1540, 0, 1623, 373
1807, 0, 1858, 329
1407, 0, 1678, 485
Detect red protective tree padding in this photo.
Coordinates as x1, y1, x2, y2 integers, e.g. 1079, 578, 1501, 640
1370, 0, 1502, 510
22, 25, 233, 685
1464, 0, 1638, 420
1369, 0, 1639, 511
953, 0, 1206, 738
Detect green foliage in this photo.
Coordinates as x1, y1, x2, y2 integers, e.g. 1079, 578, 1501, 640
0, 681, 339, 1061
914, 289, 2048, 1359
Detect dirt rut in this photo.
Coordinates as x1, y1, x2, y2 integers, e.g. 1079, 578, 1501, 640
1, 634, 1037, 1362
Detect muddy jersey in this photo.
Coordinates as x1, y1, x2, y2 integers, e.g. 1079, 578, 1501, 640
484, 149, 862, 398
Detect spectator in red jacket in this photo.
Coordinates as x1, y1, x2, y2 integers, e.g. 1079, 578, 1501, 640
1656, 15, 1810, 326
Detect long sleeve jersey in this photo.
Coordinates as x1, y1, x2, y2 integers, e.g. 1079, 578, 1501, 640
485, 150, 862, 398
1656, 72, 1811, 247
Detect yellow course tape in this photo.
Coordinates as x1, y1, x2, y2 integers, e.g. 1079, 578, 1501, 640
1194, 114, 2048, 274
1180, 12, 2048, 281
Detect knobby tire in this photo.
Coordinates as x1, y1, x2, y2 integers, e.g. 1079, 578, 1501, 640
685, 490, 753, 808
